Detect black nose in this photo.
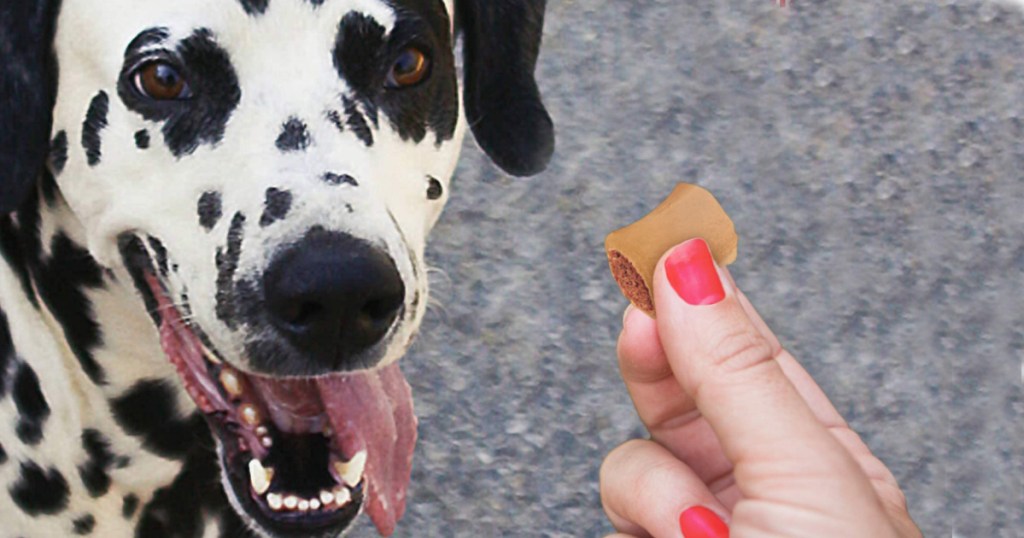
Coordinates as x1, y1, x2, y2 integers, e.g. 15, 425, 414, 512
263, 229, 405, 370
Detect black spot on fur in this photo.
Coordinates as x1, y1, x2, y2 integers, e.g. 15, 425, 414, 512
135, 440, 227, 538
0, 308, 13, 398
275, 117, 311, 152
118, 29, 241, 157
0, 201, 40, 308
238, 0, 268, 15
0, 443, 6, 465
117, 235, 161, 326
12, 363, 49, 445
49, 131, 68, 175
123, 494, 140, 519
111, 380, 204, 459
39, 169, 59, 205
323, 172, 358, 187
259, 188, 292, 227
125, 27, 171, 54
79, 429, 116, 497
9, 461, 69, 515
215, 213, 246, 329
342, 96, 374, 147
82, 92, 110, 166
135, 130, 151, 149
333, 10, 458, 145
147, 236, 169, 276
427, 176, 443, 200
326, 109, 345, 133
34, 233, 107, 384
197, 191, 223, 230
73, 514, 96, 535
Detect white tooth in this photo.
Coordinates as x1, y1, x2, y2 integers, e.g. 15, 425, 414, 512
283, 495, 299, 510
261, 436, 273, 448
334, 450, 367, 488
203, 347, 223, 364
267, 493, 283, 510
333, 487, 351, 507
240, 404, 261, 426
255, 425, 268, 436
310, 498, 321, 510
298, 499, 310, 511
248, 459, 274, 495
219, 370, 241, 397
320, 490, 334, 505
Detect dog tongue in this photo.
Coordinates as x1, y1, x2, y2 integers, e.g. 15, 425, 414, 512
317, 363, 417, 537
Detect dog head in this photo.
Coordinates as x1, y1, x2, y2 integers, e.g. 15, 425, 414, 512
0, 0, 552, 536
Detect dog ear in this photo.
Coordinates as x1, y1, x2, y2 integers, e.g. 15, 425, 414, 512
0, 1, 60, 213
457, 0, 554, 177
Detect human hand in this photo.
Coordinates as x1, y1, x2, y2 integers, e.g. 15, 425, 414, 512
600, 238, 921, 538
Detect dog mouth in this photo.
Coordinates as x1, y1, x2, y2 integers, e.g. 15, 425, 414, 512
122, 240, 416, 537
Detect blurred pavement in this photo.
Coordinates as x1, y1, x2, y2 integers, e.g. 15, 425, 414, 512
371, 2, 1023, 536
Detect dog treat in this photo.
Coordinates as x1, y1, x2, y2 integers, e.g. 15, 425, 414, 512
605, 183, 738, 315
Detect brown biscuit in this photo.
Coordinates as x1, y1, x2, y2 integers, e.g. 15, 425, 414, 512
605, 183, 738, 316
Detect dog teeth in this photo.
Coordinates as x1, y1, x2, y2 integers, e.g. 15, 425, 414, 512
202, 346, 223, 364
255, 425, 268, 436
333, 487, 351, 507
334, 450, 367, 488
267, 493, 283, 510
260, 436, 273, 448
283, 495, 299, 510
240, 404, 261, 426
298, 499, 310, 511
219, 369, 242, 397
248, 459, 274, 495
320, 490, 334, 505
310, 498, 321, 510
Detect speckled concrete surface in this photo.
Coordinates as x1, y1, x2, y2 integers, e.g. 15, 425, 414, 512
365, 2, 1024, 536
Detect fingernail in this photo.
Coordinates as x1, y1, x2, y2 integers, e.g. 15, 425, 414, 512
665, 239, 726, 306
679, 506, 729, 538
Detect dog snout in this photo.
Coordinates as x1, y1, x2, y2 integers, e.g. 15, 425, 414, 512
263, 228, 405, 370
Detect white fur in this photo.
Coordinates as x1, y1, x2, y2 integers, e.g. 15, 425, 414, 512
3, 0, 467, 535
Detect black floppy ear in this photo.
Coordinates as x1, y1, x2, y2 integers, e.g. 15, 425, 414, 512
457, 0, 554, 177
0, 1, 60, 213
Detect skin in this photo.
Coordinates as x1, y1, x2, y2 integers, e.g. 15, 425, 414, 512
599, 245, 923, 538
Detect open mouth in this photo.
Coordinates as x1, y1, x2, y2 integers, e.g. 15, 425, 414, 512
122, 239, 417, 537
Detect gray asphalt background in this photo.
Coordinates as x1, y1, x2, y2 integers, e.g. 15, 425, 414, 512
363, 1, 1024, 536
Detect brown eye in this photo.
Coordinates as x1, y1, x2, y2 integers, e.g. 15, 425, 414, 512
386, 48, 430, 89
134, 62, 191, 100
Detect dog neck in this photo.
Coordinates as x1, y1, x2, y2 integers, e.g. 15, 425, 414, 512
0, 176, 211, 496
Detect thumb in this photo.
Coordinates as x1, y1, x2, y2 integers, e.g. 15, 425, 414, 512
652, 238, 858, 481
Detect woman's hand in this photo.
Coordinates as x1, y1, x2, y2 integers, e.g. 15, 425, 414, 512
600, 238, 921, 538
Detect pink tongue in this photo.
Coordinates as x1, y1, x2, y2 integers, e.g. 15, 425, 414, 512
317, 364, 417, 537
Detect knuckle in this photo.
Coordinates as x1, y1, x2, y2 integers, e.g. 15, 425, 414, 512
704, 325, 776, 375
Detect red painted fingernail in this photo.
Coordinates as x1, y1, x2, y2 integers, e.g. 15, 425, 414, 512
679, 506, 729, 538
665, 238, 726, 306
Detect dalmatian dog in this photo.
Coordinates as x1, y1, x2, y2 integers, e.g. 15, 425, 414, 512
0, 0, 552, 536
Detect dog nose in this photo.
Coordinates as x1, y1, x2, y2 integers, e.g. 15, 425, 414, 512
263, 229, 405, 370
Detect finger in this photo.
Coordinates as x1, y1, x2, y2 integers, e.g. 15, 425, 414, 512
652, 239, 874, 499
618, 307, 733, 484
601, 439, 728, 538
722, 267, 850, 430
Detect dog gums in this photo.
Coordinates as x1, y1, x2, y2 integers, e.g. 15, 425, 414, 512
605, 183, 738, 316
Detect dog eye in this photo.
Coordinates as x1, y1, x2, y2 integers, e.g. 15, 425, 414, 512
386, 48, 430, 89
133, 61, 192, 100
